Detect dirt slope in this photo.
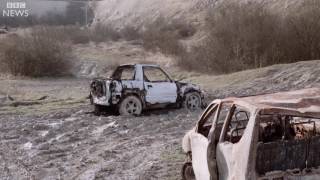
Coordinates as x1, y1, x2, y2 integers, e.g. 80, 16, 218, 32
92, 0, 302, 29
187, 60, 320, 99
92, 0, 213, 29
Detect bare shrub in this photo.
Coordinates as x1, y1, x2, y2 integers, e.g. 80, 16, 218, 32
171, 20, 196, 38
63, 25, 141, 44
1, 27, 72, 77
177, 0, 320, 74
49, 25, 121, 44
66, 27, 91, 44
176, 46, 212, 72
24, 25, 140, 46
142, 17, 191, 56
281, 0, 320, 62
0, 36, 9, 73
204, 2, 280, 73
120, 26, 142, 41
90, 23, 121, 42
27, 19, 191, 48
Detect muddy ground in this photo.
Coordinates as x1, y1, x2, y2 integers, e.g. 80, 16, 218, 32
0, 104, 199, 180
0, 77, 202, 180
0, 41, 319, 180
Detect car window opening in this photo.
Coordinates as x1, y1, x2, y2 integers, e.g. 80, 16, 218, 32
112, 66, 135, 80
197, 104, 218, 138
143, 66, 171, 82
198, 103, 234, 142
223, 105, 250, 144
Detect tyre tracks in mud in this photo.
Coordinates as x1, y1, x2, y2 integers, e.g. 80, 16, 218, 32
0, 105, 200, 179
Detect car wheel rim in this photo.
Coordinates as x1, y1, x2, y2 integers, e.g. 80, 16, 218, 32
187, 94, 200, 110
125, 100, 139, 114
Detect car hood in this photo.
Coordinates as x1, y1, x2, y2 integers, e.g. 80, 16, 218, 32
176, 81, 202, 93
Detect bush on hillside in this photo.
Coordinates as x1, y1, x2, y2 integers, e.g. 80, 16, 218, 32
62, 24, 141, 44
90, 23, 121, 42
177, 0, 320, 73
0, 27, 72, 77
120, 26, 142, 41
142, 17, 193, 56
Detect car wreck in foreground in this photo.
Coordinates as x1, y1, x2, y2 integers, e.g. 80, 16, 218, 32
182, 88, 320, 180
90, 64, 205, 115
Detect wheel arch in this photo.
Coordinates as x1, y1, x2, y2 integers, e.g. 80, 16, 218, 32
183, 88, 201, 98
121, 89, 146, 108
180, 85, 206, 108
118, 93, 144, 115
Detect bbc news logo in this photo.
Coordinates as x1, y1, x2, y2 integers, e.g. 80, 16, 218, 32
3, 1, 30, 17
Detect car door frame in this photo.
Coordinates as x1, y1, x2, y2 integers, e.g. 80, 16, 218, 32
117, 65, 144, 90
142, 66, 178, 104
188, 102, 219, 180
214, 102, 258, 180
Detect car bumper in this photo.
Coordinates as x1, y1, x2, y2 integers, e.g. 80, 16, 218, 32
92, 95, 110, 106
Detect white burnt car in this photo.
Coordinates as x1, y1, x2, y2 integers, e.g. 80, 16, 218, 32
182, 88, 320, 180
90, 64, 205, 115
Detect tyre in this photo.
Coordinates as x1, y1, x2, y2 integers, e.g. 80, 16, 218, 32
118, 96, 142, 116
184, 92, 202, 111
181, 162, 195, 180
89, 93, 93, 104
94, 104, 104, 116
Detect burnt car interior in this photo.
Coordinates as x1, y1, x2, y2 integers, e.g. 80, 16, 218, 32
256, 115, 320, 176
197, 103, 230, 139
223, 105, 250, 144
197, 103, 245, 144
111, 65, 136, 80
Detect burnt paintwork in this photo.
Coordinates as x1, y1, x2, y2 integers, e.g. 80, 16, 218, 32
182, 88, 320, 180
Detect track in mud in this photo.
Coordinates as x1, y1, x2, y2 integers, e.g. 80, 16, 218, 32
0, 104, 200, 180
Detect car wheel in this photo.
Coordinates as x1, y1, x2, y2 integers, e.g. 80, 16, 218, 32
184, 92, 201, 111
181, 162, 195, 180
94, 104, 104, 116
119, 96, 142, 116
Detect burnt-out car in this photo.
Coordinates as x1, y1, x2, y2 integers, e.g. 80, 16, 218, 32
182, 88, 320, 180
90, 64, 205, 115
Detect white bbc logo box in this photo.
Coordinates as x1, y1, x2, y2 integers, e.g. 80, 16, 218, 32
3, 1, 29, 17
6, 2, 26, 9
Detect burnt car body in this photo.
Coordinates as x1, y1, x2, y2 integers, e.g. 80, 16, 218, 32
90, 64, 205, 115
182, 88, 320, 180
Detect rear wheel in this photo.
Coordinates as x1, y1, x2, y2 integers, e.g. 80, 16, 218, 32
119, 96, 142, 116
181, 162, 195, 180
184, 92, 201, 111
94, 104, 104, 116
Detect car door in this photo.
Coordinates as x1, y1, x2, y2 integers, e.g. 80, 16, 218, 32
188, 103, 218, 180
143, 66, 177, 104
186, 101, 232, 180
215, 104, 252, 180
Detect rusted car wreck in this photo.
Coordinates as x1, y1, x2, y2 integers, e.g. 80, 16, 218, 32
182, 88, 320, 180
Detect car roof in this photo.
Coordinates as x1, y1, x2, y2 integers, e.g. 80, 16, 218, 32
215, 88, 320, 118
